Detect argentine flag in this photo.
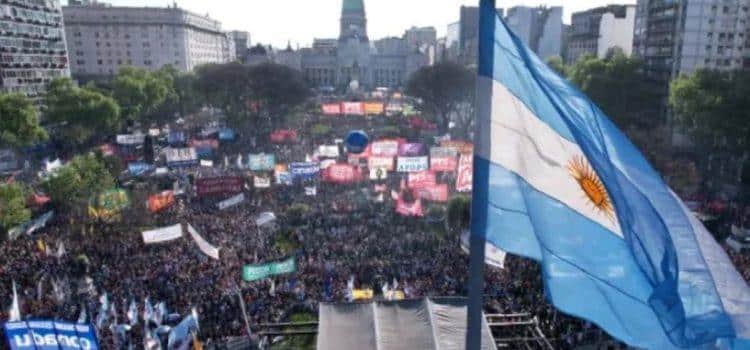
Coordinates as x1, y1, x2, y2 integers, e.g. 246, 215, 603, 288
471, 0, 750, 348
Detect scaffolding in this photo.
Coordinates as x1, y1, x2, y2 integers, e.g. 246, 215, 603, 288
485, 313, 554, 350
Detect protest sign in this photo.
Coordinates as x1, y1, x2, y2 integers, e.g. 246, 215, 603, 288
370, 168, 388, 180
3, 321, 100, 350
116, 134, 145, 145
370, 140, 399, 157
165, 148, 198, 167
398, 143, 424, 156
414, 184, 449, 202
248, 154, 275, 171
363, 102, 384, 115
396, 156, 429, 172
456, 154, 473, 192
341, 102, 365, 115
187, 224, 220, 260
254, 176, 271, 189
195, 177, 243, 197
396, 198, 424, 217
289, 162, 320, 180
408, 171, 436, 189
217, 193, 245, 210
430, 156, 458, 172
321, 103, 342, 115
317, 145, 340, 158
142, 224, 183, 244
323, 164, 362, 183
352, 289, 374, 300
147, 191, 175, 213
242, 256, 296, 281
367, 156, 394, 171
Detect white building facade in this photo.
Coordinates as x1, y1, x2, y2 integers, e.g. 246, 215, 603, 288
506, 6, 564, 60
63, 2, 233, 76
568, 5, 636, 64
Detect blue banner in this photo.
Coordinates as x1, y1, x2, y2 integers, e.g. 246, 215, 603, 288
3, 321, 99, 350
127, 162, 152, 176
218, 128, 236, 141
167, 131, 186, 145
289, 162, 320, 180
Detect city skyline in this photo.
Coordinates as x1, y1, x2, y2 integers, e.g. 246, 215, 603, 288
62, 0, 636, 48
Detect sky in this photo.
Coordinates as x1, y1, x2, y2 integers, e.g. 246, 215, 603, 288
62, 0, 636, 48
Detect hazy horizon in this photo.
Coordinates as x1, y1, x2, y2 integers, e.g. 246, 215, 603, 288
62, 0, 636, 48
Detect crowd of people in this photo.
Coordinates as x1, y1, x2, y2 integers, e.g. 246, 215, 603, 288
2, 113, 749, 350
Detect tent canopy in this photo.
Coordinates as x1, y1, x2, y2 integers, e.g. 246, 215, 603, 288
317, 297, 497, 350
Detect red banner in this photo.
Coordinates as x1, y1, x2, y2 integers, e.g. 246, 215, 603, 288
342, 102, 365, 115
396, 198, 424, 217
196, 177, 244, 197
430, 156, 458, 172
456, 154, 473, 192
413, 184, 449, 202
408, 171, 436, 189
147, 191, 175, 213
322, 103, 342, 115
270, 130, 298, 144
322, 164, 363, 184
439, 140, 474, 155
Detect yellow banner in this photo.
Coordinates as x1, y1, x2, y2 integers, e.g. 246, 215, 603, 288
364, 102, 384, 115
352, 289, 374, 300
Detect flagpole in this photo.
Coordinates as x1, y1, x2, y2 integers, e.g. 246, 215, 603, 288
235, 286, 253, 340
466, 0, 496, 349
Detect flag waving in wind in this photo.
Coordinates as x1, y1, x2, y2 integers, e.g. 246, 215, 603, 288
468, 0, 750, 349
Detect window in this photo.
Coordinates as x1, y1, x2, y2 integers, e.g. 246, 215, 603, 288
144, 60, 152, 65
97, 59, 103, 65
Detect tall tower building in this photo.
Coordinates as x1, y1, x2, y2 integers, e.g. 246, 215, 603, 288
340, 0, 368, 42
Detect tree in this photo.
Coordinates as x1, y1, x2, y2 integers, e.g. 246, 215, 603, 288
111, 67, 175, 123
546, 56, 567, 77
42, 154, 116, 216
568, 53, 659, 130
0, 183, 31, 229
45, 78, 121, 153
248, 63, 310, 131
155, 65, 202, 121
406, 62, 475, 135
670, 69, 750, 185
195, 62, 254, 130
0, 93, 47, 149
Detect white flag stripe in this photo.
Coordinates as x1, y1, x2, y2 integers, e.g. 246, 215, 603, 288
477, 76, 623, 238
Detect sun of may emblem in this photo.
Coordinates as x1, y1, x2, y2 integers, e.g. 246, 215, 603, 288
567, 155, 615, 219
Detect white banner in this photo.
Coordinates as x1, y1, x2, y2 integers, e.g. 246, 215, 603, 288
142, 224, 183, 244
256, 212, 276, 226
370, 168, 388, 180
200, 160, 213, 167
320, 159, 337, 170
116, 134, 145, 145
396, 156, 429, 172
165, 148, 197, 165
305, 186, 317, 196
371, 140, 399, 157
217, 193, 245, 210
187, 224, 220, 260
254, 176, 271, 188
318, 145, 340, 158
368, 156, 394, 171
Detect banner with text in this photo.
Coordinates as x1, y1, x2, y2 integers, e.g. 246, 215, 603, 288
367, 156, 394, 171
242, 256, 296, 281
321, 103, 342, 115
370, 140, 400, 157
317, 145, 340, 158
3, 321, 100, 350
142, 224, 183, 244
165, 148, 198, 167
408, 171, 436, 189
456, 154, 472, 192
195, 177, 243, 197
341, 102, 365, 115
430, 156, 458, 172
363, 102, 384, 115
289, 162, 320, 181
396, 156, 429, 172
247, 154, 275, 171
398, 143, 424, 156
217, 193, 245, 210
413, 184, 449, 202
187, 224, 220, 260
323, 164, 363, 184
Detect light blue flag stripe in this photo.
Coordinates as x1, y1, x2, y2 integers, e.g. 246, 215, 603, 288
473, 0, 750, 348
